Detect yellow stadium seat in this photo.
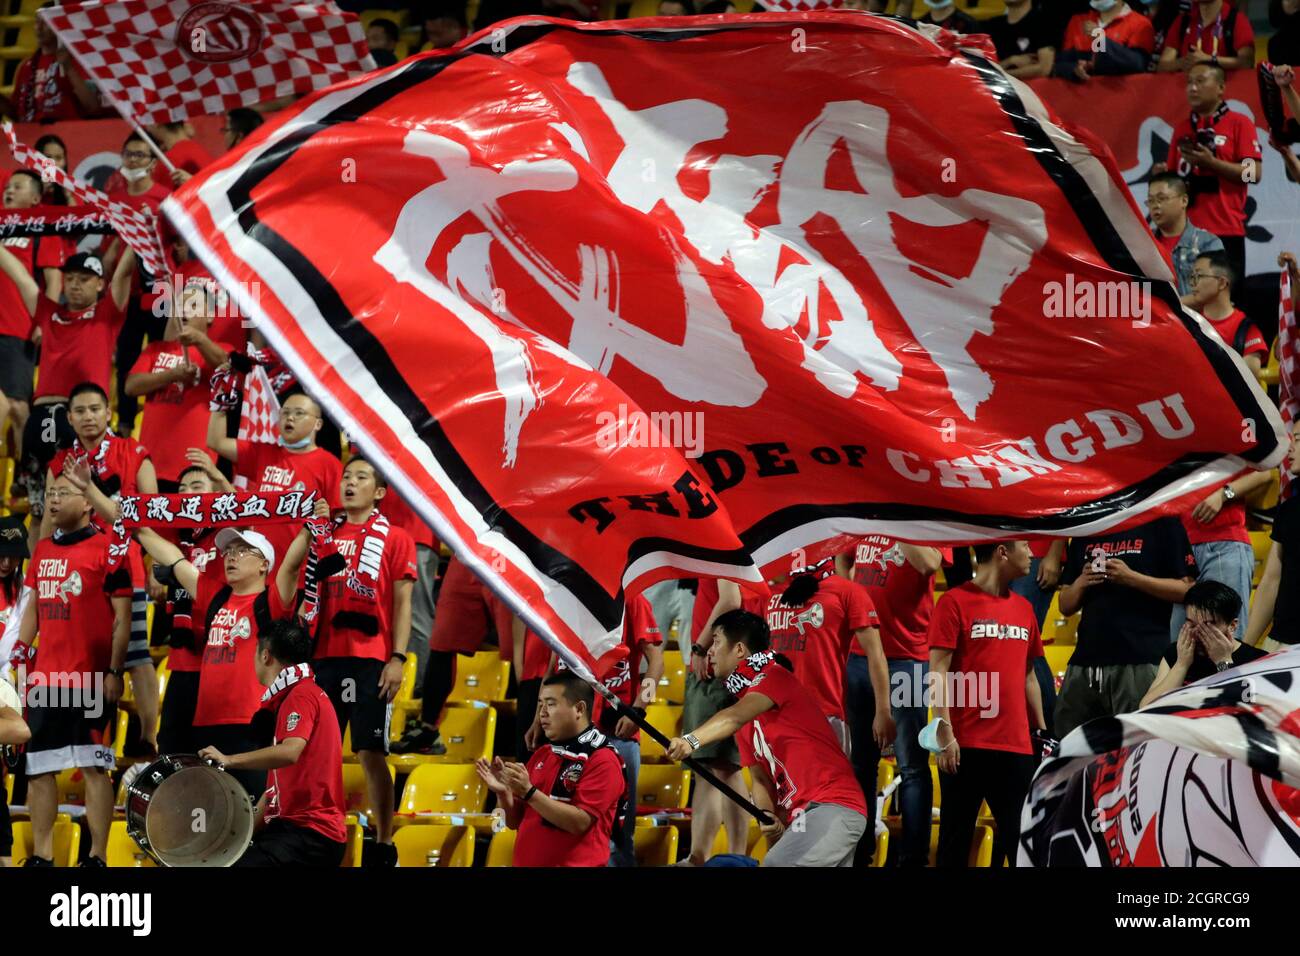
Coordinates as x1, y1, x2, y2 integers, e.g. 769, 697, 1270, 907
395, 655, 418, 702
342, 724, 355, 764
55, 767, 87, 805
486, 826, 516, 867
1251, 531, 1272, 586
106, 820, 156, 867
873, 829, 889, 867
389, 704, 496, 771
340, 823, 364, 867
342, 762, 396, 820
639, 703, 681, 762
928, 823, 995, 867
1043, 644, 1073, 680
628, 0, 659, 16
396, 763, 489, 823
4, 771, 12, 804
633, 824, 679, 866
1041, 593, 1078, 646
636, 765, 690, 811
448, 651, 510, 703
11, 819, 81, 867
877, 759, 894, 794
657, 650, 685, 704
709, 819, 766, 858
393, 823, 474, 867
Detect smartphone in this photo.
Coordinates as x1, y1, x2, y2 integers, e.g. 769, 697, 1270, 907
1089, 547, 1107, 574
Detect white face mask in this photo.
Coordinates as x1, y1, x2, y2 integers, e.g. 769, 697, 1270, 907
120, 165, 151, 183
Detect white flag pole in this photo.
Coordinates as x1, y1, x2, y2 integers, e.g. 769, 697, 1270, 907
128, 119, 179, 175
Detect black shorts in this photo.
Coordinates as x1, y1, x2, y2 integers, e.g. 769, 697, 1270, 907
0, 776, 12, 856
21, 400, 73, 508
234, 818, 346, 867
0, 335, 34, 403
158, 669, 201, 755
313, 657, 391, 754
25, 698, 116, 777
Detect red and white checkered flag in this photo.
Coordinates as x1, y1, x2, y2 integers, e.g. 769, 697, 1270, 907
233, 361, 281, 490
1280, 268, 1298, 500
3, 121, 169, 276
42, 1, 376, 127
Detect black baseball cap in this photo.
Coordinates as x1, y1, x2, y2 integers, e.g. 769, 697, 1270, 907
62, 252, 104, 277
0, 515, 28, 558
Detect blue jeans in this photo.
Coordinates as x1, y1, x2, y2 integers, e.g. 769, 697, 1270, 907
1169, 540, 1253, 642
1010, 557, 1054, 630
607, 736, 640, 867
845, 655, 932, 867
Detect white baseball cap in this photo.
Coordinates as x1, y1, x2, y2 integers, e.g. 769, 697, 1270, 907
214, 528, 276, 567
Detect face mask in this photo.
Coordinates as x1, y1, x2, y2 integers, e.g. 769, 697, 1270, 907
918, 716, 954, 754
120, 165, 151, 183
282, 435, 313, 450
1090, 0, 1119, 11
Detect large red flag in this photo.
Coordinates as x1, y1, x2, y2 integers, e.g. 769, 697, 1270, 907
164, 13, 1286, 677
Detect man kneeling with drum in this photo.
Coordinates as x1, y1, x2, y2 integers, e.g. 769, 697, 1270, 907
200, 619, 348, 867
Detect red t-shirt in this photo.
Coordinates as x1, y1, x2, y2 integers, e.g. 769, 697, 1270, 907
34, 294, 128, 400
381, 489, 438, 551
129, 341, 227, 485
315, 515, 417, 661
514, 738, 625, 867
1062, 8, 1155, 54
691, 577, 768, 645
735, 663, 868, 821
152, 139, 213, 191
927, 582, 1043, 756
263, 671, 347, 843
168, 534, 219, 673
25, 527, 132, 686
851, 537, 952, 661
11, 51, 92, 123
521, 629, 552, 681
765, 575, 877, 721
0, 234, 70, 339
234, 440, 342, 569
1167, 109, 1261, 238
1207, 309, 1269, 361
174, 260, 248, 353
1163, 5, 1254, 58
1154, 232, 1180, 277
590, 594, 662, 739
49, 435, 151, 497
193, 567, 288, 726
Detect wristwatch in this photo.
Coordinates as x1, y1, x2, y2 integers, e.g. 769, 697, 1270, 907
1215, 659, 1232, 672
684, 733, 701, 751
108, 667, 125, 679
690, 644, 707, 657
1222, 485, 1236, 502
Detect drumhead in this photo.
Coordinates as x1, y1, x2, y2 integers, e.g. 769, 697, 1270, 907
138, 763, 254, 867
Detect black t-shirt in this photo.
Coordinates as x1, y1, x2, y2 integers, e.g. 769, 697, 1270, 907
1271, 494, 1300, 644
1063, 517, 1197, 666
1270, 0, 1300, 66
986, 5, 1055, 61
921, 9, 978, 33
1159, 638, 1266, 685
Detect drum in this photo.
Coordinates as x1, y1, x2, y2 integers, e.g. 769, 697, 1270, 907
126, 754, 254, 867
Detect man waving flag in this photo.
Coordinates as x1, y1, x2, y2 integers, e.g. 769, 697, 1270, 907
163, 12, 1285, 678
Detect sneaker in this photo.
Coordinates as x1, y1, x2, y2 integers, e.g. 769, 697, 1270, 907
79, 856, 107, 868
22, 855, 54, 867
364, 841, 398, 868
390, 725, 445, 756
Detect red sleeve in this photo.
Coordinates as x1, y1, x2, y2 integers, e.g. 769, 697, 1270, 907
23, 553, 37, 589
388, 528, 417, 582
1063, 15, 1087, 52
1237, 115, 1263, 162
268, 578, 289, 620
627, 594, 661, 647
1163, 13, 1187, 53
278, 687, 318, 742
235, 439, 266, 478
938, 547, 954, 565
843, 580, 878, 631
1233, 10, 1255, 49
33, 296, 53, 333
926, 591, 963, 652
128, 343, 157, 378
1028, 617, 1044, 664
323, 456, 343, 509
34, 237, 68, 270
736, 725, 756, 769
569, 749, 624, 819
1240, 323, 1269, 358
1125, 14, 1155, 54
124, 542, 145, 590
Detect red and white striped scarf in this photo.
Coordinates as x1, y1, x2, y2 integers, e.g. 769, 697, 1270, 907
1280, 269, 1297, 500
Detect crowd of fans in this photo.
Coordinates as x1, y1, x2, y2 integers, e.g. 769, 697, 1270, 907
0, 0, 1295, 870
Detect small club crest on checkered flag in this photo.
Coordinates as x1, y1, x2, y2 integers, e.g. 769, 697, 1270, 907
41, 0, 377, 127
2, 122, 170, 276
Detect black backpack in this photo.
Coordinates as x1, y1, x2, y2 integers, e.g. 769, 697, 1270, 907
202, 584, 277, 646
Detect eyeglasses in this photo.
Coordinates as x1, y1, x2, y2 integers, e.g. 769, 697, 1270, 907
279, 408, 315, 421
47, 489, 84, 500
1189, 272, 1222, 283
1144, 194, 1175, 206
223, 544, 261, 559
